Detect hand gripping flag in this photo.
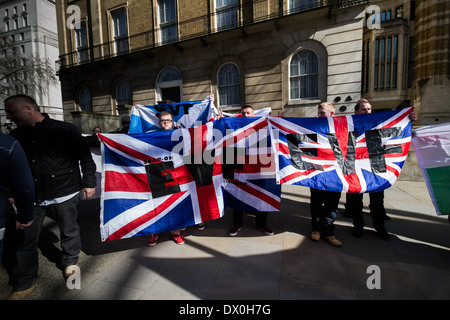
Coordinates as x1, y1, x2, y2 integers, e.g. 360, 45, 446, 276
270, 108, 413, 193
412, 122, 450, 215
128, 96, 217, 133
98, 123, 225, 241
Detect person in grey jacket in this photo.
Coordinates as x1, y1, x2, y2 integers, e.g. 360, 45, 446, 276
4, 94, 96, 299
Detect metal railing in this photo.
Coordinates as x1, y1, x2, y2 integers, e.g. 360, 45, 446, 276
58, 0, 368, 69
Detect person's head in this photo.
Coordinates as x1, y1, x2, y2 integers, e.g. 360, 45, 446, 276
93, 127, 101, 135
120, 115, 131, 129
241, 105, 255, 117
317, 102, 335, 118
4, 94, 43, 127
159, 111, 174, 131
354, 99, 372, 114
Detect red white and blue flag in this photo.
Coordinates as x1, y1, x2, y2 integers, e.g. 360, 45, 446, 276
270, 108, 413, 193
99, 123, 224, 241
216, 117, 281, 213
98, 109, 413, 241
99, 117, 280, 241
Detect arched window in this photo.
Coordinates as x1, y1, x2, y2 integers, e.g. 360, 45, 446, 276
79, 87, 92, 112
116, 80, 132, 105
290, 49, 318, 99
156, 66, 182, 102
217, 63, 240, 107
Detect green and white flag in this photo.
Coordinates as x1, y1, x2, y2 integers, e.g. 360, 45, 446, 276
412, 123, 450, 215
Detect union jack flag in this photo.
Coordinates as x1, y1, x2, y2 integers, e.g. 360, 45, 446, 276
270, 108, 413, 193
99, 117, 280, 241
99, 123, 223, 241
218, 117, 281, 212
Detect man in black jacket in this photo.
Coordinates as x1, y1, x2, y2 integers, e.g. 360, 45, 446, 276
4, 94, 96, 299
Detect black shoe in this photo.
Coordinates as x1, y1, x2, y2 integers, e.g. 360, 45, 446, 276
195, 223, 205, 231
384, 215, 391, 221
352, 227, 363, 238
375, 226, 391, 240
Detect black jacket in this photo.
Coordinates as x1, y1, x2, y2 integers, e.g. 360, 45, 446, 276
9, 115, 96, 204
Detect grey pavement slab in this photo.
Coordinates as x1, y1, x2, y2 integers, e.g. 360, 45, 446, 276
1, 181, 449, 302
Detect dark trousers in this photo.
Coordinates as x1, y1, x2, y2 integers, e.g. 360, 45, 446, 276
346, 191, 385, 229
4, 195, 80, 291
310, 188, 341, 237
233, 209, 267, 228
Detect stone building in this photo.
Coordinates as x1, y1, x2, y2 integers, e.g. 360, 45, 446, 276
0, 0, 62, 133
55, 0, 449, 133
55, 0, 370, 133
362, 0, 449, 126
410, 0, 449, 125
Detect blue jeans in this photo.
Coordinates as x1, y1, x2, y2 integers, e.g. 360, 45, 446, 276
310, 188, 341, 237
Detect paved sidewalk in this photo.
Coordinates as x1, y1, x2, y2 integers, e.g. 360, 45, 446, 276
1, 181, 450, 300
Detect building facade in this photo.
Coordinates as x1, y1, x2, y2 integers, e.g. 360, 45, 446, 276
410, 0, 449, 125
55, 0, 449, 134
56, 0, 370, 133
0, 0, 63, 133
362, 0, 449, 125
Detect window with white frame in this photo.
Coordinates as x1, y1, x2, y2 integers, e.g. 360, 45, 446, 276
158, 0, 177, 44
156, 66, 182, 102
217, 63, 240, 107
289, 49, 319, 99
216, 0, 239, 31
111, 8, 128, 55
75, 21, 88, 64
